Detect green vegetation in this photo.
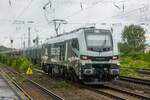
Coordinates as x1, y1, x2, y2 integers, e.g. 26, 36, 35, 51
120, 53, 150, 77
52, 80, 70, 89
119, 24, 150, 77
120, 24, 145, 55
0, 53, 32, 73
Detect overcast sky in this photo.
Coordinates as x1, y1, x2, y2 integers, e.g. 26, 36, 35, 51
0, 0, 150, 48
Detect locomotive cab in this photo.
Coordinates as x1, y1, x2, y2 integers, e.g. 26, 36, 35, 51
76, 28, 120, 84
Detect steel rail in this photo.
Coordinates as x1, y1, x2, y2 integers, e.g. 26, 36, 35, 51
104, 84, 150, 99
5, 67, 64, 100
88, 87, 125, 100
27, 79, 64, 100
119, 76, 150, 86
1, 71, 33, 100
138, 70, 150, 75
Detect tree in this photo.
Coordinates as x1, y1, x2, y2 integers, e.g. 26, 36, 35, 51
121, 24, 145, 55
118, 42, 130, 55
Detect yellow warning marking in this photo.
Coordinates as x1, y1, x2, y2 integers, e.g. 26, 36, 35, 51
26, 67, 33, 75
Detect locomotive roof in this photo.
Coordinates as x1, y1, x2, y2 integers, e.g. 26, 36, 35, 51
45, 27, 111, 44
45, 27, 96, 44
23, 45, 42, 50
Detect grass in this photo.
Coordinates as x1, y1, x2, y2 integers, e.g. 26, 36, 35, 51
120, 53, 150, 77
52, 80, 71, 89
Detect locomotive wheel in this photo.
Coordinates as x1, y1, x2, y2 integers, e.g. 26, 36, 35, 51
48, 67, 52, 76
69, 68, 78, 82
62, 67, 67, 79
42, 64, 47, 73
71, 69, 79, 82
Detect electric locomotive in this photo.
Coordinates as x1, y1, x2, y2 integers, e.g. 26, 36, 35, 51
41, 27, 120, 84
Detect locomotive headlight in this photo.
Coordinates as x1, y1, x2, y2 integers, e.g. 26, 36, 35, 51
112, 56, 118, 60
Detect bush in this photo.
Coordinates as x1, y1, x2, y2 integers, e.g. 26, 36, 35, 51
0, 53, 32, 73
12, 56, 32, 73
0, 53, 9, 64
18, 57, 32, 73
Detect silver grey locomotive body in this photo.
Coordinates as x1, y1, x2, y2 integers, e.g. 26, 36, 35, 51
41, 27, 119, 84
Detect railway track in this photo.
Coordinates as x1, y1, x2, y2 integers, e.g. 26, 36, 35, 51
88, 81, 150, 100
34, 68, 124, 99
119, 76, 150, 86
87, 87, 126, 100
34, 68, 150, 100
78, 81, 150, 100
103, 84, 150, 100
138, 69, 150, 75
0, 70, 33, 100
3, 67, 64, 100
142, 69, 150, 71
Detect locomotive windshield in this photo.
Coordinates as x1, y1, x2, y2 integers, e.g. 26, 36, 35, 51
85, 29, 113, 52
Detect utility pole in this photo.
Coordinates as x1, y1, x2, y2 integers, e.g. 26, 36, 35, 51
52, 19, 67, 35
27, 21, 34, 48
23, 33, 25, 48
42, 1, 67, 36
21, 36, 23, 49
23, 41, 25, 48
28, 27, 31, 47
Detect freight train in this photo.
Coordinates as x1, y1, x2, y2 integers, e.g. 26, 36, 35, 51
3, 27, 120, 85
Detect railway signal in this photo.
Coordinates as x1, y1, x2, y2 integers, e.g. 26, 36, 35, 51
10, 39, 13, 48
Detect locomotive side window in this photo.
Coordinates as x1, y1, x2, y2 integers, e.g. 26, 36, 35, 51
50, 44, 60, 61
47, 45, 51, 58
60, 43, 65, 61
71, 39, 79, 50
